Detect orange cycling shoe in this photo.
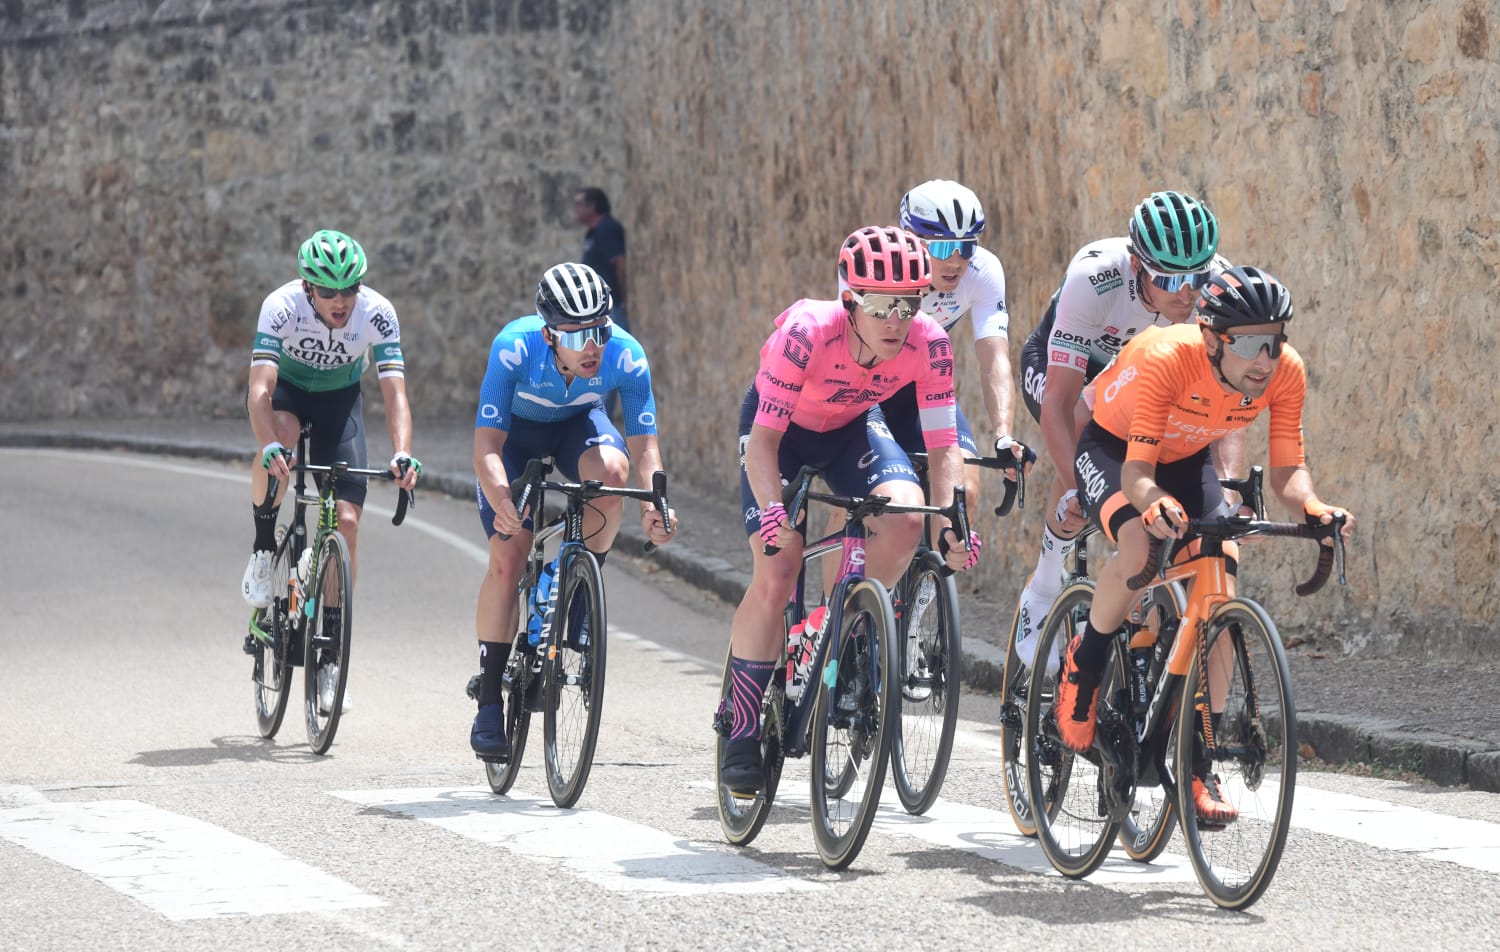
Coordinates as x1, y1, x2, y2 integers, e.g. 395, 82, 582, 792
1054, 635, 1101, 753
1192, 772, 1239, 827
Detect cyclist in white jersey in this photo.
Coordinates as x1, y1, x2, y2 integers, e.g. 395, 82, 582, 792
1013, 192, 1233, 666
241, 231, 422, 665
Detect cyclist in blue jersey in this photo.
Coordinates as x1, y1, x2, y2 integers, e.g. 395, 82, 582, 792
469, 262, 678, 759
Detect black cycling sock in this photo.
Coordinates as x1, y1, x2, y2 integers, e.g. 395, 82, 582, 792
253, 501, 280, 552
478, 641, 511, 707
1074, 620, 1115, 674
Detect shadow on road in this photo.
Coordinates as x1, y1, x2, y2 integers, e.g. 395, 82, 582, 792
130, 735, 325, 766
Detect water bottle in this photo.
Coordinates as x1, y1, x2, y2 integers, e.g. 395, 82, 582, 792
784, 621, 807, 702
791, 605, 829, 701
1127, 625, 1156, 720
527, 558, 557, 646
296, 547, 313, 586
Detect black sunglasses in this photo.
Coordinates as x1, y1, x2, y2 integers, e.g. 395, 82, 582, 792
309, 283, 360, 300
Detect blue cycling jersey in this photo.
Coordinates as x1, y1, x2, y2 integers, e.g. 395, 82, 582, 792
475, 315, 658, 436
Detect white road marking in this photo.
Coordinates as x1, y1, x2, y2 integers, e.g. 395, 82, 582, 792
1287, 783, 1500, 874
0, 800, 382, 920
329, 786, 820, 895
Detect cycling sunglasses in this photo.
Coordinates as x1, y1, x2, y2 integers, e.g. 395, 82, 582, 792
551, 320, 612, 350
1217, 330, 1287, 361
850, 291, 923, 321
310, 282, 360, 300
1140, 264, 1211, 293
923, 239, 977, 261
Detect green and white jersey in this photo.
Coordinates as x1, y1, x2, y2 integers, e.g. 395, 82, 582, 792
250, 280, 404, 391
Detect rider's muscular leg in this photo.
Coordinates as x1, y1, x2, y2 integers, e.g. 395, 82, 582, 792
477, 531, 528, 704
577, 444, 630, 558
249, 411, 300, 548
337, 501, 363, 586
731, 536, 804, 663
863, 480, 925, 589
1074, 518, 1153, 671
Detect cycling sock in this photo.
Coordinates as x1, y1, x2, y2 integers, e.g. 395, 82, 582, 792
478, 641, 511, 706
1033, 526, 1075, 595
728, 656, 775, 742
253, 501, 280, 552
1074, 620, 1115, 673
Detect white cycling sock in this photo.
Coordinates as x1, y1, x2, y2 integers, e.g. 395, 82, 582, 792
1014, 527, 1077, 668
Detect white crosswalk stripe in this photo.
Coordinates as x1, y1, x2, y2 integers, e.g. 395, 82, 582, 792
329, 786, 822, 895
0, 799, 381, 920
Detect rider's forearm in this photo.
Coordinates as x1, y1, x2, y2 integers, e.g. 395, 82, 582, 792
1122, 459, 1171, 513
379, 377, 414, 455
929, 444, 965, 532
473, 427, 510, 509
246, 366, 281, 451
1211, 429, 1247, 480
1270, 464, 1318, 515
745, 425, 786, 513
974, 336, 1014, 440
626, 434, 663, 511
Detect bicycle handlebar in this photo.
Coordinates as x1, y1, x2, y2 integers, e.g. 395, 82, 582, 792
498, 458, 672, 556
1127, 513, 1348, 595
906, 449, 1036, 516
262, 461, 415, 527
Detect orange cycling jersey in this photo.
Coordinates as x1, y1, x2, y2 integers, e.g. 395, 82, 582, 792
1090, 323, 1307, 467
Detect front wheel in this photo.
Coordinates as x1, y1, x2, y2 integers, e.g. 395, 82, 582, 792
809, 578, 898, 870
304, 531, 352, 756
543, 548, 607, 809
1176, 599, 1296, 910
890, 553, 961, 815
252, 528, 296, 738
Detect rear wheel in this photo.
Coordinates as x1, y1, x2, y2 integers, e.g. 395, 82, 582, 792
303, 531, 352, 756
999, 594, 1037, 836
543, 548, 607, 809
890, 553, 961, 815
484, 648, 536, 795
1025, 581, 1122, 878
1176, 599, 1296, 910
1117, 584, 1184, 863
809, 578, 898, 870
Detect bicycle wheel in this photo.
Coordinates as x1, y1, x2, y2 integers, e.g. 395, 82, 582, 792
1025, 580, 1122, 878
252, 527, 295, 738
809, 577, 898, 870
303, 531, 352, 756
1118, 583, 1184, 864
1175, 598, 1296, 910
999, 593, 1038, 837
714, 650, 786, 846
543, 548, 607, 809
484, 649, 536, 795
890, 552, 961, 815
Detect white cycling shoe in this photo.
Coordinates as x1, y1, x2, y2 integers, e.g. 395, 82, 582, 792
316, 664, 352, 715
242, 550, 274, 608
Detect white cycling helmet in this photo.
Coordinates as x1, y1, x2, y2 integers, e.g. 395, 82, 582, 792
899, 180, 986, 240
535, 262, 612, 326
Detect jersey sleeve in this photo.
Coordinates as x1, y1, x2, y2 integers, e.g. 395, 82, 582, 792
753, 307, 813, 432
1266, 347, 1308, 468
967, 257, 1010, 342
611, 337, 658, 437
475, 329, 527, 432
916, 324, 960, 449
367, 301, 404, 379
251, 292, 293, 370
1049, 258, 1111, 375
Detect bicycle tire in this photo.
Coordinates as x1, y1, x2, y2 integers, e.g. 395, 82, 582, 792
999, 591, 1038, 837
484, 651, 535, 795
1175, 598, 1296, 910
253, 527, 296, 738
1025, 580, 1121, 878
809, 577, 898, 870
1118, 583, 1185, 863
714, 649, 786, 846
303, 531, 352, 756
890, 551, 961, 815
543, 548, 607, 809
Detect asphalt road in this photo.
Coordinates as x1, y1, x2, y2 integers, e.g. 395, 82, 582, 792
3, 448, 1499, 950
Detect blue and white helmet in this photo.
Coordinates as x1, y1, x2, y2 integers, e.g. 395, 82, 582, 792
899, 180, 986, 241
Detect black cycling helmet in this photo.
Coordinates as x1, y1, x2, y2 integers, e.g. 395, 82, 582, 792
1195, 265, 1294, 329
535, 262, 612, 327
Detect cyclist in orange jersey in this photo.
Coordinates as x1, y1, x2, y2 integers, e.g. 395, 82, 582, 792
1053, 265, 1355, 824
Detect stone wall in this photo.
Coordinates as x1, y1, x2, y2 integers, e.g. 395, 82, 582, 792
3, 0, 1496, 657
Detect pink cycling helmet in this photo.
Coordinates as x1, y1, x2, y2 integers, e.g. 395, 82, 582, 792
838, 226, 931, 293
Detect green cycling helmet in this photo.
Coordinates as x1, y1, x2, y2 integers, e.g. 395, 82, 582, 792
298, 229, 368, 289
1128, 191, 1218, 274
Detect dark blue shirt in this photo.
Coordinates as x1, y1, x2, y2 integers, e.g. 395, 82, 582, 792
582, 215, 626, 307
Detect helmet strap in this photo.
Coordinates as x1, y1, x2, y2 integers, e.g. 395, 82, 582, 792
1204, 333, 1250, 397
844, 301, 880, 369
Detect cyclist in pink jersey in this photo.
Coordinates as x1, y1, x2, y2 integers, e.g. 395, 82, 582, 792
720, 226, 983, 796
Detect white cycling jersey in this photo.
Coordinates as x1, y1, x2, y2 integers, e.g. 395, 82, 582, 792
838, 245, 1008, 342
1047, 237, 1230, 374
250, 280, 404, 392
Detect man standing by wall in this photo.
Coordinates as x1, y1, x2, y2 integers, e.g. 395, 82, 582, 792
574, 187, 629, 333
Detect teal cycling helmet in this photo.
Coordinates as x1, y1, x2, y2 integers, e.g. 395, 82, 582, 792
1128, 191, 1218, 273
298, 230, 368, 289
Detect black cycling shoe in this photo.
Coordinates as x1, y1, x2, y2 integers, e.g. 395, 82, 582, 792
721, 737, 764, 797
470, 703, 510, 761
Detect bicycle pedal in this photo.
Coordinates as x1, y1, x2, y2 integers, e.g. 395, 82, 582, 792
475, 752, 509, 765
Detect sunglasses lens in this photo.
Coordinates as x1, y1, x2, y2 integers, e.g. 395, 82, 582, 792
925, 240, 976, 261
312, 284, 359, 299
856, 294, 920, 320
1149, 270, 1209, 293
556, 322, 611, 349
1223, 333, 1284, 360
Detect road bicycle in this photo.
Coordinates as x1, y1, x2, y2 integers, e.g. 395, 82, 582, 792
468, 457, 671, 809
246, 421, 412, 755
1022, 467, 1347, 909
891, 450, 1030, 815
713, 465, 971, 869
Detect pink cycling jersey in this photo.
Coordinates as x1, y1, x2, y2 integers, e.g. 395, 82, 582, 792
753, 299, 959, 449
